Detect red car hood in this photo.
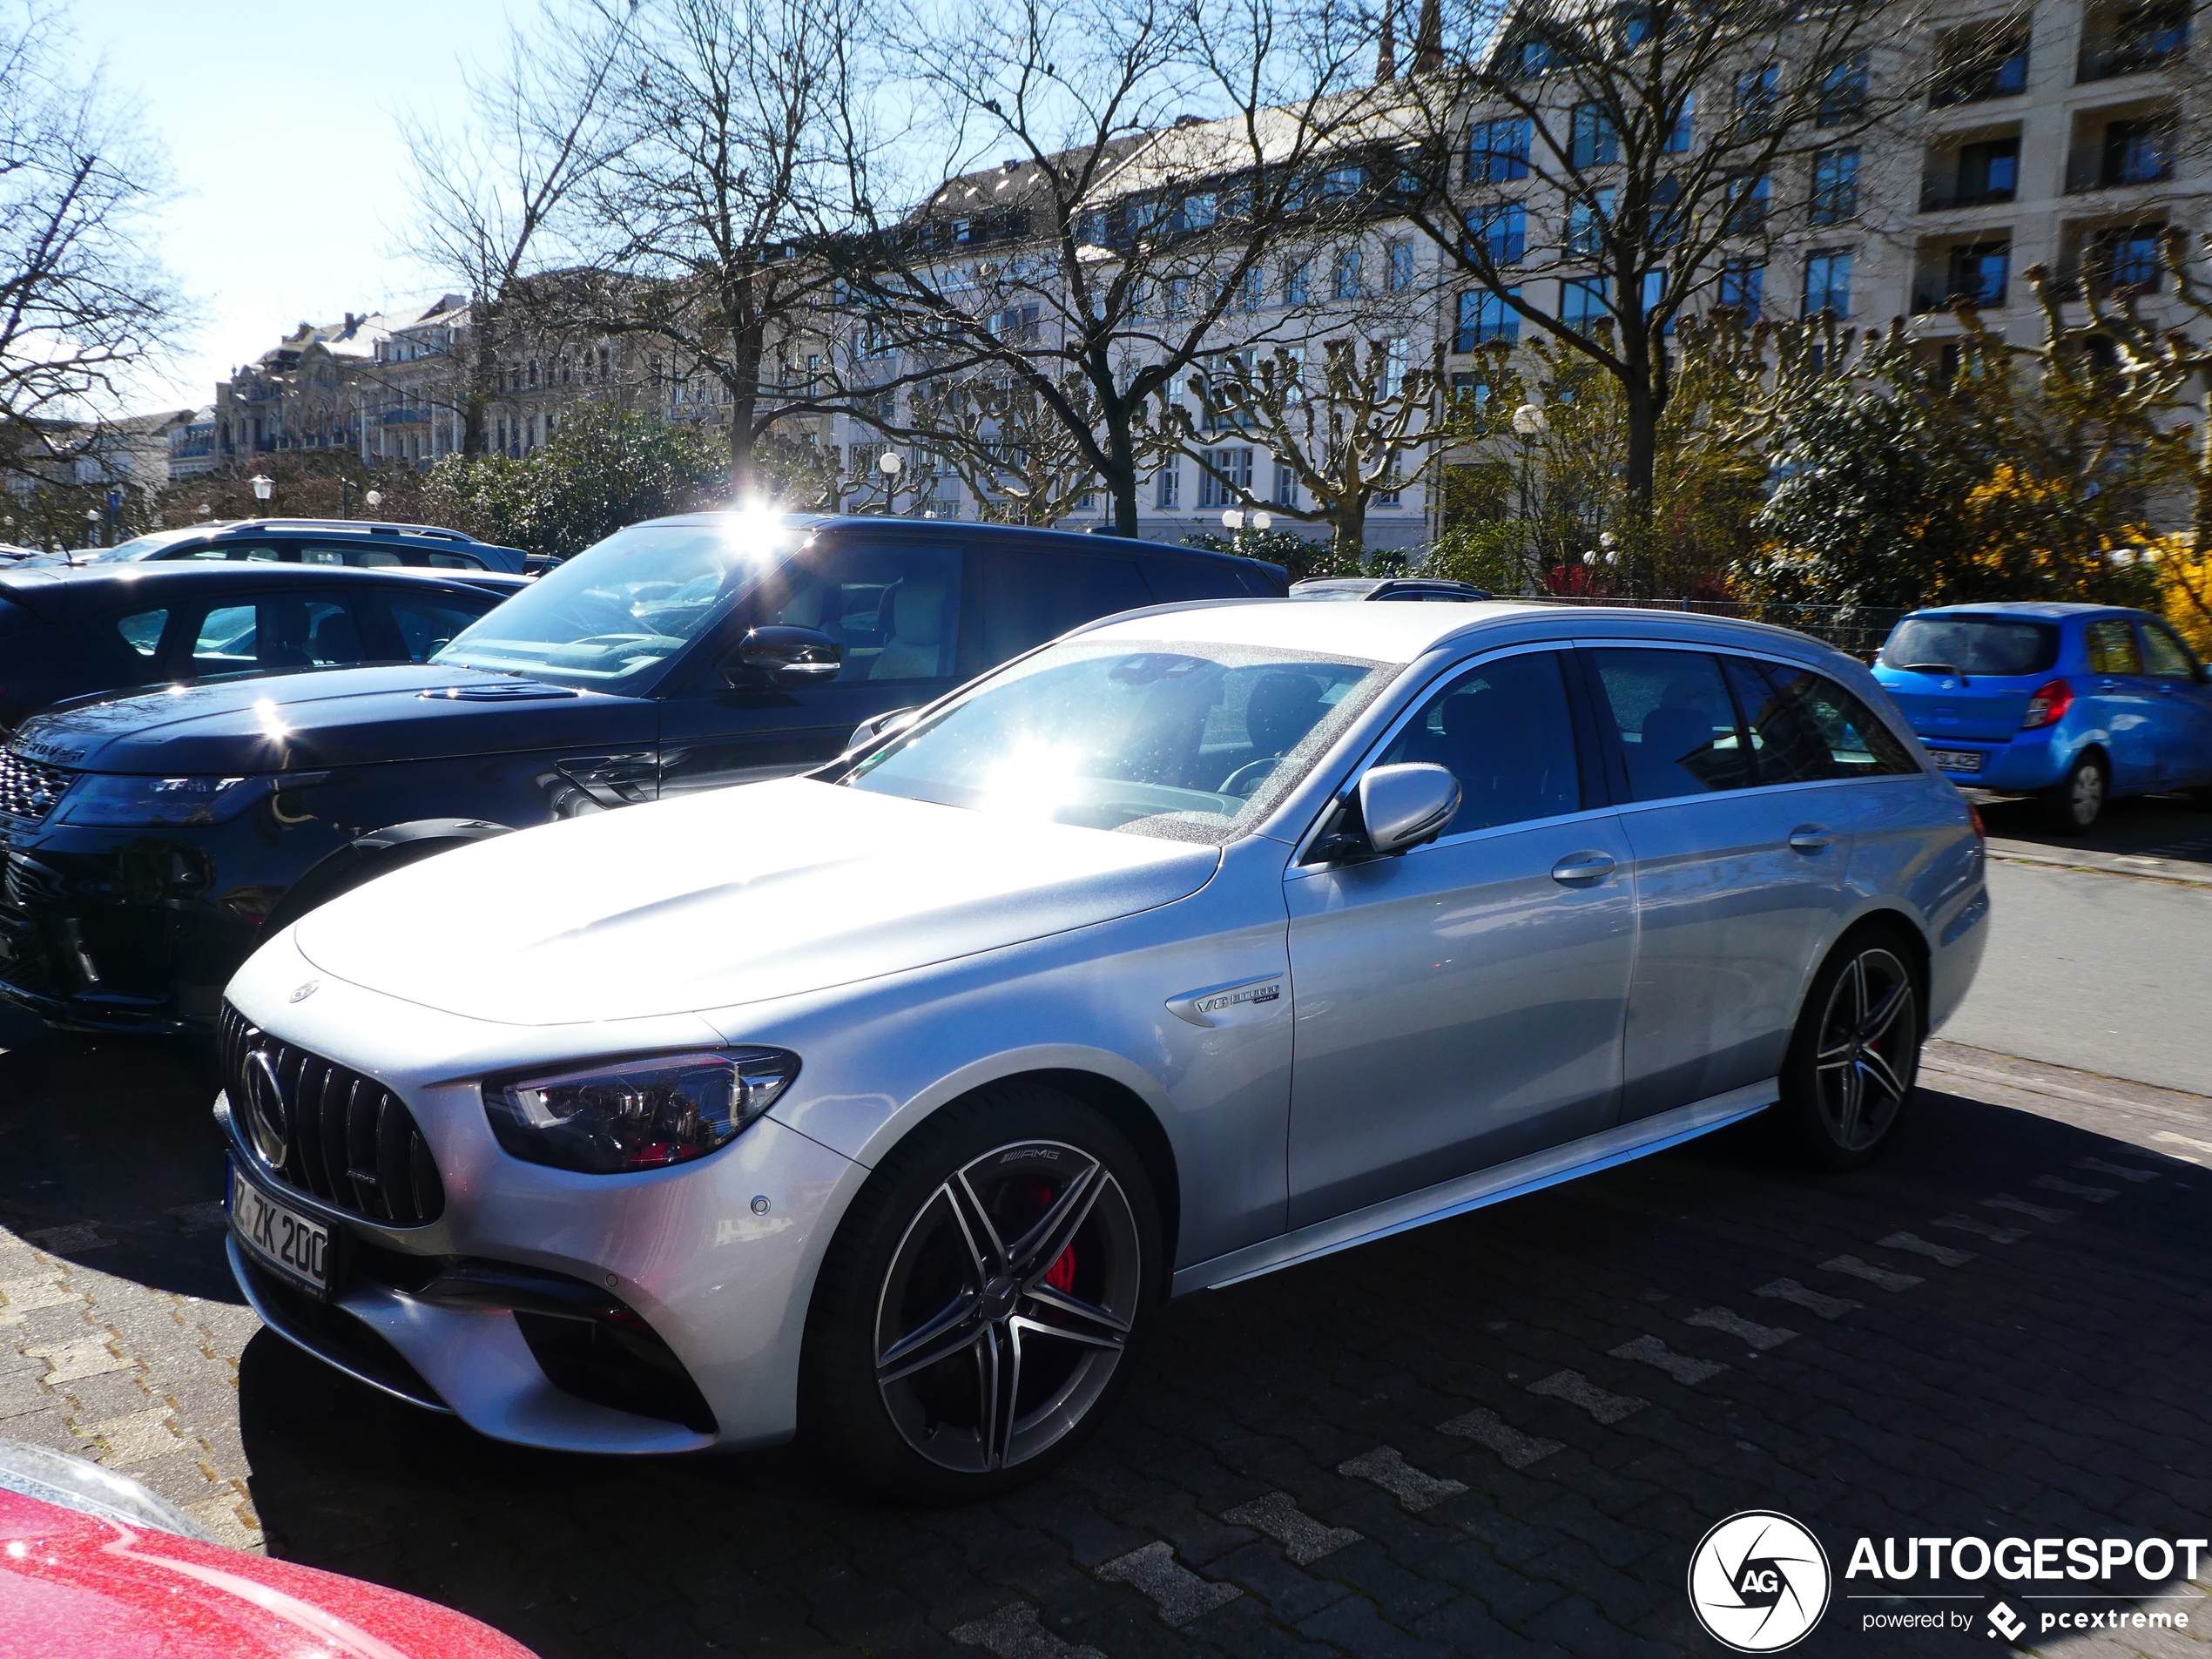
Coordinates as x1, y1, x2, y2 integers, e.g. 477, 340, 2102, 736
0, 1490, 534, 1658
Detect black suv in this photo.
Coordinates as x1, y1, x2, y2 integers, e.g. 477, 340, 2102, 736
38, 518, 529, 574
0, 515, 1282, 1034
0, 563, 524, 734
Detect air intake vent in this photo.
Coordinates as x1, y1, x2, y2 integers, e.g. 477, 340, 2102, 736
219, 1002, 445, 1226
420, 681, 577, 702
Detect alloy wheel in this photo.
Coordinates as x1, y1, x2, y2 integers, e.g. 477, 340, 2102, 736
2068, 759, 2106, 827
1813, 948, 1917, 1152
873, 1140, 1141, 1474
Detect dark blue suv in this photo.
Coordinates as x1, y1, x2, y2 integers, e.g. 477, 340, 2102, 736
0, 514, 1282, 1034
1873, 603, 2212, 829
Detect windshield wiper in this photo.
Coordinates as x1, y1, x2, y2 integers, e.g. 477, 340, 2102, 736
1892, 660, 1968, 685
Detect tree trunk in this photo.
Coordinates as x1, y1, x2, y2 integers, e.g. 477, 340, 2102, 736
1334, 493, 1368, 552
1620, 361, 1658, 594
1101, 400, 1139, 536
727, 314, 766, 497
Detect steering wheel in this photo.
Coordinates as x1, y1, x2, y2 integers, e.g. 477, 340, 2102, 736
1218, 754, 1283, 797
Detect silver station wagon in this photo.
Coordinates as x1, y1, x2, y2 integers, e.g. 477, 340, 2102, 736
217, 599, 1989, 1501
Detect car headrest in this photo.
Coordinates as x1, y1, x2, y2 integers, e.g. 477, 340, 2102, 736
1244, 671, 1325, 756
891, 578, 946, 645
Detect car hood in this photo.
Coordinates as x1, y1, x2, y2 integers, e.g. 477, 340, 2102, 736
290, 778, 1223, 1025
9, 664, 650, 774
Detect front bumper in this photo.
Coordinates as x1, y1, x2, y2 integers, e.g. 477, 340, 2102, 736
218, 941, 864, 1453
0, 819, 285, 1034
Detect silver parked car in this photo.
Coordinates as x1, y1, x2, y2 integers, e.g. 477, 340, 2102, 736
217, 600, 1988, 1501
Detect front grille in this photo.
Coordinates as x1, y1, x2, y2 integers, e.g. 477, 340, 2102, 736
220, 1001, 446, 1225
0, 751, 73, 824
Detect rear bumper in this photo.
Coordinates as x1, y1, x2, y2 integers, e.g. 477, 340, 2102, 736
1915, 732, 2067, 793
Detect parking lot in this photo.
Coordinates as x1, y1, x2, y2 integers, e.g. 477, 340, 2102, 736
3, 999, 2208, 1656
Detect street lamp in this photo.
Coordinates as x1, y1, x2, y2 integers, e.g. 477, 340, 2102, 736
197, 503, 211, 521
249, 474, 273, 518
365, 489, 381, 510
1220, 505, 1272, 553
1510, 404, 1547, 593
1511, 402, 1546, 438
876, 448, 902, 514
85, 506, 101, 549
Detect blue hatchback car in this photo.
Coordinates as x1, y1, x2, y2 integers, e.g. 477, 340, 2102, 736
1872, 603, 2212, 829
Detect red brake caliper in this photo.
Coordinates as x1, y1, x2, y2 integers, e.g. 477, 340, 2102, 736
1022, 1178, 1078, 1291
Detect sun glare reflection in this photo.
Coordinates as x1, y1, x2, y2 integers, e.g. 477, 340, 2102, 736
977, 738, 1083, 819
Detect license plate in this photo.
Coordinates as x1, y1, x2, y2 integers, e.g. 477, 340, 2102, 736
229, 1161, 332, 1294
1928, 749, 1983, 773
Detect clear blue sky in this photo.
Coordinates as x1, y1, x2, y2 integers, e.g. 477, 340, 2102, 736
73, 1, 523, 412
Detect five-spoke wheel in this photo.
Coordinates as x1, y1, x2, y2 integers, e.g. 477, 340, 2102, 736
1778, 933, 1922, 1169
803, 1082, 1158, 1501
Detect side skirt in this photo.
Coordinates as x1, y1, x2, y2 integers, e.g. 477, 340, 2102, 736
1171, 1080, 1776, 1296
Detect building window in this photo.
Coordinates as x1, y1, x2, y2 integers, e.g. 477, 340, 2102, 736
1723, 172, 1770, 235
1332, 248, 1362, 300
1734, 66, 1779, 130
1666, 94, 1694, 152
1283, 260, 1310, 306
1945, 239, 2011, 306
1271, 462, 1298, 507
2080, 0, 2189, 80
1818, 54, 1869, 126
2089, 222, 2165, 291
1454, 288, 1521, 349
1156, 460, 1181, 509
1569, 104, 1618, 166
1386, 240, 1414, 291
1240, 266, 1265, 312
1811, 147, 1860, 224
1720, 258, 1765, 317
1933, 21, 2030, 105
1198, 447, 1253, 508
1567, 189, 1613, 257
2100, 117, 2175, 186
1561, 278, 1609, 334
1322, 166, 1364, 199
1473, 202, 1527, 265
1803, 248, 1854, 317
1467, 118, 1533, 182
1383, 336, 1410, 398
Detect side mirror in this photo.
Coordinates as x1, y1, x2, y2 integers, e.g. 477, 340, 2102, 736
1310, 763, 1461, 863
725, 625, 841, 688
845, 705, 921, 755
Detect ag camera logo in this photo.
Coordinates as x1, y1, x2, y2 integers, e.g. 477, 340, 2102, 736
1688, 1511, 1831, 1652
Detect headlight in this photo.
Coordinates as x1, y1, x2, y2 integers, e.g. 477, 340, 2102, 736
482, 1049, 799, 1174
58, 772, 284, 827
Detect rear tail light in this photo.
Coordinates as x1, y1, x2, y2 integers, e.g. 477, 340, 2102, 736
2021, 678, 2073, 730
1968, 802, 1986, 843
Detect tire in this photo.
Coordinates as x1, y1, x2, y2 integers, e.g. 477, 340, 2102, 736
2041, 751, 2107, 833
1775, 929, 1923, 1171
800, 1081, 1160, 1504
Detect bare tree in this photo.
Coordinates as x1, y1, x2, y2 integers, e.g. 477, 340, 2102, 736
1180, 336, 1455, 549
0, 1, 180, 479
907, 371, 1131, 523
823, 0, 1384, 535
575, 0, 870, 493
398, 0, 633, 455
1394, 0, 1921, 571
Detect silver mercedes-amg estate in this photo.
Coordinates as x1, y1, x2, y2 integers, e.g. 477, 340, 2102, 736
219, 598, 1988, 1501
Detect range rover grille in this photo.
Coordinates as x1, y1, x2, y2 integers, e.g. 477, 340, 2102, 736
0, 751, 73, 824
219, 1001, 445, 1226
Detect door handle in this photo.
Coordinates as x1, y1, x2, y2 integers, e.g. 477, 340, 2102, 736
1788, 826, 1835, 853
1550, 852, 1617, 885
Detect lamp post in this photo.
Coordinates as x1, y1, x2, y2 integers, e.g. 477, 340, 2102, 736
197, 503, 211, 523
249, 474, 273, 518
365, 489, 381, 512
1220, 504, 1272, 556
875, 448, 902, 514
84, 506, 102, 550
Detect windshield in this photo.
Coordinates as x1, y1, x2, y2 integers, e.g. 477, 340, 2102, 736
845, 639, 1393, 841
1884, 616, 2060, 678
431, 519, 792, 691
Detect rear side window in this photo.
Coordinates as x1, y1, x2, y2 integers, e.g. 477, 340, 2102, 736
113, 609, 168, 658
1883, 616, 2058, 677
424, 550, 487, 570
2139, 621, 2197, 679
1375, 651, 1581, 834
1724, 657, 1919, 782
300, 541, 412, 569
383, 594, 491, 661
983, 550, 1153, 661
2084, 618, 2141, 674
1588, 649, 1752, 800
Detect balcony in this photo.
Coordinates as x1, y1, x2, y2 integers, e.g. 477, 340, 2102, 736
2078, 0, 2188, 79
2063, 116, 2177, 192
1914, 242, 2012, 312
1932, 26, 2031, 106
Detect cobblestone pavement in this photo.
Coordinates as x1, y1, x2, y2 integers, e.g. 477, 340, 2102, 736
1, 1025, 2207, 1658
